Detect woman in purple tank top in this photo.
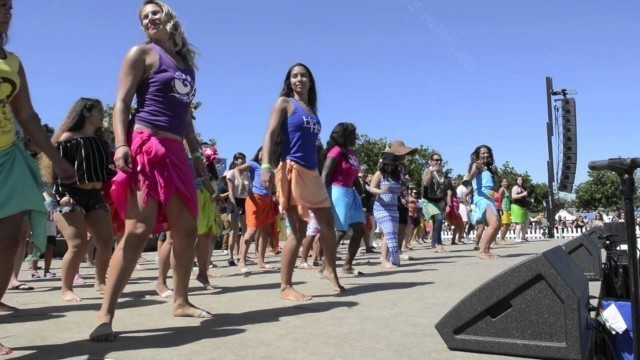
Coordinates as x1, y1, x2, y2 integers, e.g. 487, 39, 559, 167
90, 0, 211, 342
260, 63, 344, 301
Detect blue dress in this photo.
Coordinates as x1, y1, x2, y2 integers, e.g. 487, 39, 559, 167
373, 177, 401, 265
470, 170, 498, 225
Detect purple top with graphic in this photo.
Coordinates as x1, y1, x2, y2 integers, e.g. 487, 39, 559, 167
280, 98, 321, 170
132, 43, 196, 137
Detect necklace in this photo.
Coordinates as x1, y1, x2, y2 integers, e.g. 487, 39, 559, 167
432, 170, 444, 183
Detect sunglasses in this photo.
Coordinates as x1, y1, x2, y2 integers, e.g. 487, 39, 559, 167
432, 159, 442, 162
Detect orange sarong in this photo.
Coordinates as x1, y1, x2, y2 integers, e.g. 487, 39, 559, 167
275, 160, 331, 220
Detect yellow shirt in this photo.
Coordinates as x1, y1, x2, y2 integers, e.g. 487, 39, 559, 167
0, 51, 21, 150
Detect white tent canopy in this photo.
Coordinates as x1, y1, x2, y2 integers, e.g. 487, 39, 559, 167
556, 209, 577, 221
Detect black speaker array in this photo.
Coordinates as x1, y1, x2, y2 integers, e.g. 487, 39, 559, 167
436, 246, 592, 359
558, 97, 577, 193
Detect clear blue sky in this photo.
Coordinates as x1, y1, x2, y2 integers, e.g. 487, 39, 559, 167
10, 0, 639, 186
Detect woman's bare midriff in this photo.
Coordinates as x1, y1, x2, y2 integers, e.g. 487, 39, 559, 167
133, 124, 182, 140
76, 182, 103, 190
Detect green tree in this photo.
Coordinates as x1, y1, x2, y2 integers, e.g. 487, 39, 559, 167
354, 134, 443, 190
573, 171, 622, 211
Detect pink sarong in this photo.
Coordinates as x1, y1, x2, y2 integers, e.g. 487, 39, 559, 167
110, 130, 198, 234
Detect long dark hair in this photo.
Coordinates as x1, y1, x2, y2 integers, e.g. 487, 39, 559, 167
325, 122, 356, 161
228, 152, 246, 170
251, 146, 262, 163
39, 98, 103, 183
378, 154, 401, 182
279, 63, 318, 114
468, 144, 496, 184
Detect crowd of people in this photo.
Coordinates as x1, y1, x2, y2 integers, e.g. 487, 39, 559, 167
0, 0, 575, 354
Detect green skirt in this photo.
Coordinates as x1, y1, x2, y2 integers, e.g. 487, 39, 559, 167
510, 203, 529, 224
0, 141, 47, 260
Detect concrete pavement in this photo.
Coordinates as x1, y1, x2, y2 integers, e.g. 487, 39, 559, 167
1, 238, 581, 360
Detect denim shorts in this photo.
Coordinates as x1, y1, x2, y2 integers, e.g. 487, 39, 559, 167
52, 185, 108, 214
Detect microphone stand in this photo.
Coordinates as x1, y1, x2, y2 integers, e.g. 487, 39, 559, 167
589, 158, 640, 359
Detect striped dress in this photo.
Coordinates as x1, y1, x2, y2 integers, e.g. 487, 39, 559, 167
373, 177, 401, 266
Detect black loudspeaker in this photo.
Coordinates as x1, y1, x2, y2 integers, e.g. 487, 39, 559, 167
436, 246, 592, 360
603, 222, 627, 241
563, 234, 602, 281
559, 98, 577, 193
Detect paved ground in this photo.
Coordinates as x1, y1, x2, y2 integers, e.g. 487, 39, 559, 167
1, 237, 589, 360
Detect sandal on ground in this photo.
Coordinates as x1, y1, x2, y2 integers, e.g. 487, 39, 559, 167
30, 271, 41, 279
297, 262, 315, 270
73, 274, 86, 286
9, 283, 34, 291
44, 272, 56, 278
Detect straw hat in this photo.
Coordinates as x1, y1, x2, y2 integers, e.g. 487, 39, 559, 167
385, 140, 417, 156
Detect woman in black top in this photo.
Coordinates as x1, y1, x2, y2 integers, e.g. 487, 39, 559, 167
40, 98, 115, 302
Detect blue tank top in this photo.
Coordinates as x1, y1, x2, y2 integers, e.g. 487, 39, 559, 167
280, 98, 321, 170
472, 170, 495, 202
132, 43, 196, 137
249, 161, 269, 196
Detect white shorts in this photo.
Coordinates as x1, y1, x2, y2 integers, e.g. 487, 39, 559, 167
306, 211, 320, 237
459, 204, 469, 222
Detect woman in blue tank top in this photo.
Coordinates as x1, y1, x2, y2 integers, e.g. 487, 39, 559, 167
90, 0, 211, 343
467, 145, 501, 260
260, 63, 344, 301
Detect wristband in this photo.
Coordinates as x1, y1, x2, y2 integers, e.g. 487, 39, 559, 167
191, 151, 202, 158
115, 144, 129, 151
261, 163, 271, 169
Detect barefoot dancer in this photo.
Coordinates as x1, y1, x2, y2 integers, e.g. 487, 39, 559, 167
91, 0, 211, 342
234, 147, 278, 273
40, 98, 116, 302
467, 145, 501, 260
0, 1, 76, 353
321, 122, 366, 274
370, 153, 402, 268
260, 63, 344, 301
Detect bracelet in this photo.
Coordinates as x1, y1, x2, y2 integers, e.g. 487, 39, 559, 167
261, 163, 271, 169
115, 144, 129, 151
191, 151, 202, 158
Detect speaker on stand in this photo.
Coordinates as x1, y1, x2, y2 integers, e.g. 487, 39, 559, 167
558, 97, 577, 193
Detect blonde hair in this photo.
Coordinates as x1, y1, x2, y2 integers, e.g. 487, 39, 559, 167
139, 0, 198, 69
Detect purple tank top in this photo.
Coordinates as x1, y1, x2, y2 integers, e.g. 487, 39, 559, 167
132, 43, 196, 137
280, 98, 321, 170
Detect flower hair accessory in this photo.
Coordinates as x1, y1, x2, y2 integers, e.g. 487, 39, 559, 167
203, 147, 219, 165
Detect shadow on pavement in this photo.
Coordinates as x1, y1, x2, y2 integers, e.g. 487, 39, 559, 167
315, 281, 433, 298
13, 301, 358, 360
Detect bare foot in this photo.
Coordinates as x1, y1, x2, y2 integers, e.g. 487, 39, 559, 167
61, 289, 82, 302
258, 263, 278, 270
0, 302, 19, 312
196, 274, 214, 291
381, 261, 398, 269
321, 269, 346, 293
477, 252, 494, 260
156, 283, 173, 298
89, 323, 117, 342
173, 303, 213, 318
280, 286, 312, 301
0, 342, 12, 355
94, 283, 105, 293
342, 267, 365, 275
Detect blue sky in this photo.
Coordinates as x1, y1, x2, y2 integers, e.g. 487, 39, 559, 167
10, 0, 639, 187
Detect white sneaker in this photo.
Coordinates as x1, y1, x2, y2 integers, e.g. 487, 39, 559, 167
400, 254, 413, 261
